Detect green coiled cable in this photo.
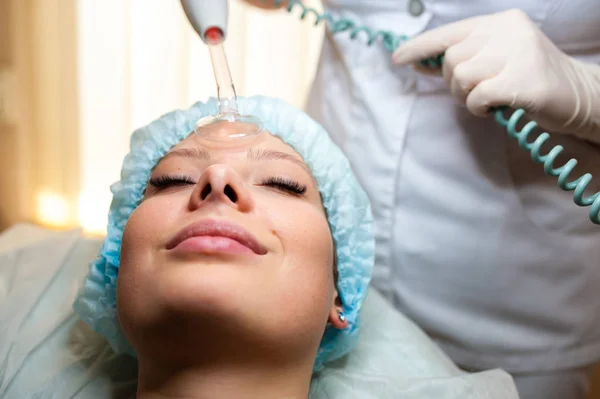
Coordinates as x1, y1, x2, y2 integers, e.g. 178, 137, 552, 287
265, 0, 600, 224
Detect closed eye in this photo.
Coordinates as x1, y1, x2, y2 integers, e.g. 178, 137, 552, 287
148, 175, 196, 190
147, 175, 307, 196
262, 177, 307, 195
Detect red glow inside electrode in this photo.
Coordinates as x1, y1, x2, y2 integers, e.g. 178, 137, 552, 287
205, 27, 224, 44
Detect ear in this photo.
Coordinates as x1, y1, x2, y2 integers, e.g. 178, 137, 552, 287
328, 290, 348, 330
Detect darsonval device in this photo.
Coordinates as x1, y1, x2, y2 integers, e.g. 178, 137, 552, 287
180, 0, 600, 225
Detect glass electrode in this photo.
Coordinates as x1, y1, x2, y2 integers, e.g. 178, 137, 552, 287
193, 27, 264, 140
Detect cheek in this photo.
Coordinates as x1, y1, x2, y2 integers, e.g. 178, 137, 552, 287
279, 204, 334, 264
121, 197, 181, 262
267, 202, 335, 314
118, 196, 186, 324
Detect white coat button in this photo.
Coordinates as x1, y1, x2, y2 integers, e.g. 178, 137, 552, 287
408, 0, 425, 17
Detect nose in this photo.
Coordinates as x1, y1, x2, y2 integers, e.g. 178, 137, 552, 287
189, 164, 253, 212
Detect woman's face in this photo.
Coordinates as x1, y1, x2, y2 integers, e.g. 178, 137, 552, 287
117, 122, 342, 358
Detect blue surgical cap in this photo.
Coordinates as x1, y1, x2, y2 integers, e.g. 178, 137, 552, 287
73, 95, 374, 371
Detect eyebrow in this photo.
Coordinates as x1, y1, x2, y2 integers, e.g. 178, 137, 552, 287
158, 147, 315, 181
160, 147, 211, 162
246, 148, 311, 175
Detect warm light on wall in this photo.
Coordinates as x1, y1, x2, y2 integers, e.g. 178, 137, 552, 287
33, 190, 109, 235
36, 191, 69, 228
78, 190, 110, 235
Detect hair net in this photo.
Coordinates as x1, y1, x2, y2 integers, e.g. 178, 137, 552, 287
73, 95, 374, 371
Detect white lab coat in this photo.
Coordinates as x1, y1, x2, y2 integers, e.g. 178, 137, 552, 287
306, 0, 600, 374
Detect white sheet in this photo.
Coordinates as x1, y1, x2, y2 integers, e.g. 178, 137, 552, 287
0, 224, 519, 398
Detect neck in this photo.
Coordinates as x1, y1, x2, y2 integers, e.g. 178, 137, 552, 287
136, 356, 312, 399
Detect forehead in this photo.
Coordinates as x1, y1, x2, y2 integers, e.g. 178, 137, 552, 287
168, 122, 304, 160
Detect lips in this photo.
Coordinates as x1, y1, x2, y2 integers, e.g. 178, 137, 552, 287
167, 219, 267, 255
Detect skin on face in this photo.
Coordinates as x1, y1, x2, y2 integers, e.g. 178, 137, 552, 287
117, 121, 346, 364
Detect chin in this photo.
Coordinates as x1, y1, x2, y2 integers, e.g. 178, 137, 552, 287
151, 264, 251, 317
119, 271, 251, 350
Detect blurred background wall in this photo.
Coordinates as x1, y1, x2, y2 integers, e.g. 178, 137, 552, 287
0, 0, 324, 235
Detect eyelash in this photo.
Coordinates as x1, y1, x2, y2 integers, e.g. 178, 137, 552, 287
148, 175, 195, 189
262, 176, 307, 195
148, 175, 307, 196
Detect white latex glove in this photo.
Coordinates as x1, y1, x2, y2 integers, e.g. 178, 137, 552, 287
392, 9, 600, 143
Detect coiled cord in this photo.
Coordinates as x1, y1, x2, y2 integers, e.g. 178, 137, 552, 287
268, 0, 407, 52
495, 108, 600, 224
268, 0, 600, 224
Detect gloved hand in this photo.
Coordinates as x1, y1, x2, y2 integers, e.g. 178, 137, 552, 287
392, 9, 600, 143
